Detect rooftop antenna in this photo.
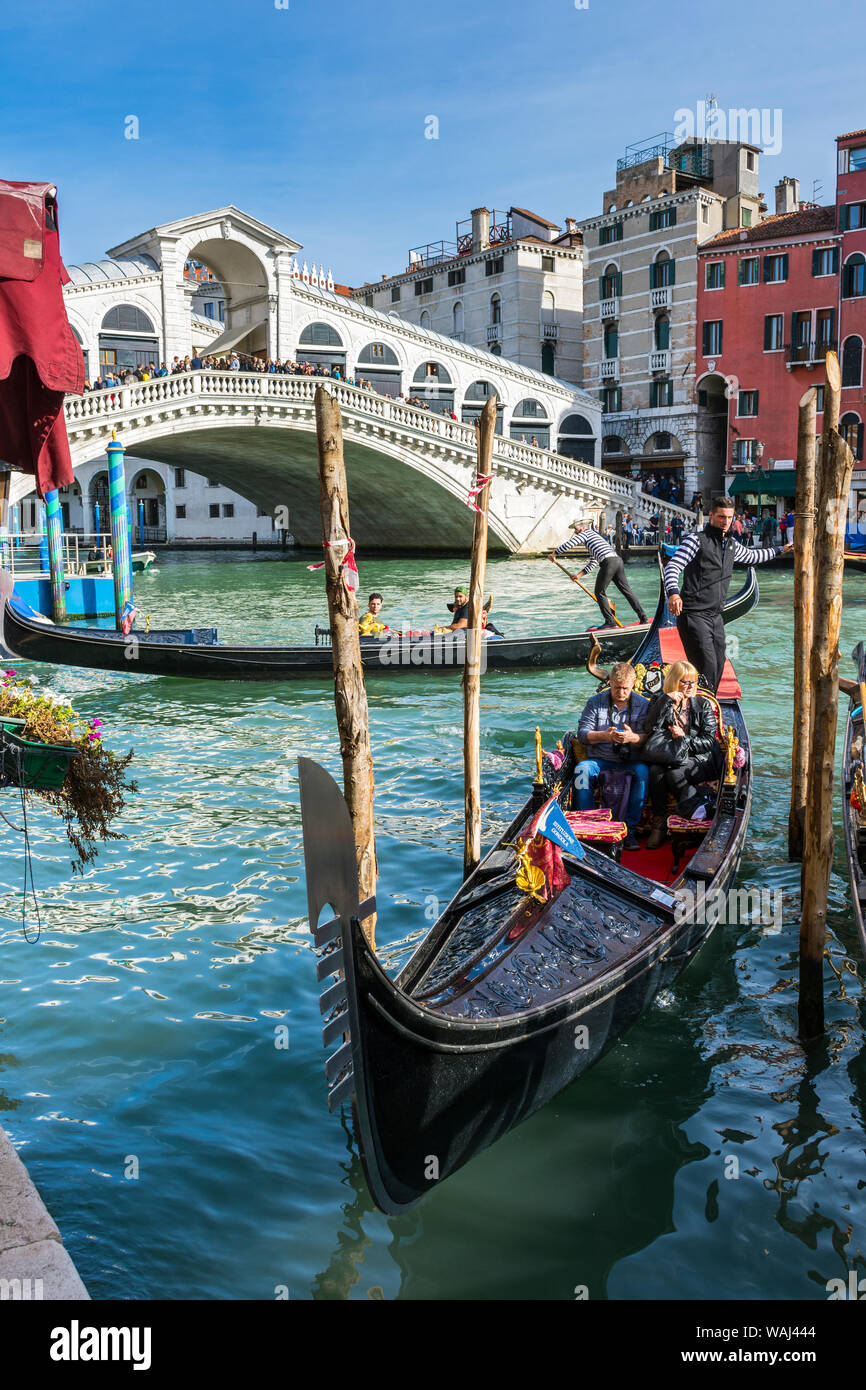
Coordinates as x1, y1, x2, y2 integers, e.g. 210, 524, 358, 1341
812, 178, 823, 204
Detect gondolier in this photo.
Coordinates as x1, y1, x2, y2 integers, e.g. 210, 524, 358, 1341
550, 517, 648, 628
664, 495, 791, 692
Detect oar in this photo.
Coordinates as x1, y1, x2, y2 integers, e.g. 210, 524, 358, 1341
550, 556, 624, 628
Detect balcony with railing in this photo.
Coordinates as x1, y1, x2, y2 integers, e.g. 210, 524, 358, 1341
486, 322, 502, 344
785, 338, 838, 366
600, 296, 619, 320
649, 349, 671, 373
600, 357, 619, 381
650, 286, 672, 310
541, 318, 558, 340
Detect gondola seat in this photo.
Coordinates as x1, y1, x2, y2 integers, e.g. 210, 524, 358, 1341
667, 813, 711, 872
565, 808, 628, 860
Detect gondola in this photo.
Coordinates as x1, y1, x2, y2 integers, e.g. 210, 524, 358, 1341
662, 539, 866, 574
0, 564, 757, 681
298, 570, 752, 1212
842, 642, 866, 957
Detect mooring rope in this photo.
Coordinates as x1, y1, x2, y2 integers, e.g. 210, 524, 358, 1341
0, 739, 41, 943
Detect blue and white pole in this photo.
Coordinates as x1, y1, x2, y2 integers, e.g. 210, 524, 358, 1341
43, 489, 67, 622
93, 499, 101, 547
107, 431, 133, 628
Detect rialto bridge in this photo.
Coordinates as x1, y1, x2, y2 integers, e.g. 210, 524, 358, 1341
8, 206, 692, 552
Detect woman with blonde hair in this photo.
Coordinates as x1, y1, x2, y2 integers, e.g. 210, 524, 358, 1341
644, 660, 722, 848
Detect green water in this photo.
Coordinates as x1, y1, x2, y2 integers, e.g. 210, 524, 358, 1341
1, 550, 865, 1301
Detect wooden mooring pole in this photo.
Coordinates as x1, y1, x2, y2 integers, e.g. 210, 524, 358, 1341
463, 395, 496, 880
799, 352, 854, 1039
314, 386, 377, 947
788, 386, 817, 859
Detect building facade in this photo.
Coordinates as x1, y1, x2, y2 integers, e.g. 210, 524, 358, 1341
351, 206, 585, 412
697, 192, 838, 517
837, 128, 866, 530
580, 133, 764, 502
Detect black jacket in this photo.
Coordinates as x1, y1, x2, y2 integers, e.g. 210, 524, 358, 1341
645, 694, 719, 761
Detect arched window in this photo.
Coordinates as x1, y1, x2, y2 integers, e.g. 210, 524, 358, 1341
419, 310, 431, 329
298, 321, 343, 347
843, 254, 866, 299
600, 263, 621, 302
453, 301, 464, 338
101, 305, 156, 334
655, 314, 671, 350
357, 342, 399, 365
603, 435, 625, 453
462, 381, 504, 434
412, 361, 452, 385
490, 294, 501, 325
541, 290, 555, 321
603, 323, 619, 359
513, 398, 548, 419
99, 304, 159, 373
411, 361, 454, 413
842, 336, 863, 388
841, 412, 864, 460
355, 342, 401, 396
650, 250, 675, 289
557, 413, 596, 464
465, 380, 498, 402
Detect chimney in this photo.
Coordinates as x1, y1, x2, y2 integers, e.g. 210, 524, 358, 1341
775, 177, 800, 215
471, 207, 490, 252
565, 217, 578, 234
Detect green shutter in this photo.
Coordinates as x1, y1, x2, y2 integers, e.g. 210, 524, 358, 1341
812, 249, 821, 276
832, 248, 840, 274
780, 254, 789, 281
763, 315, 772, 350
668, 260, 676, 286
763, 256, 771, 282
738, 259, 747, 285
669, 208, 677, 227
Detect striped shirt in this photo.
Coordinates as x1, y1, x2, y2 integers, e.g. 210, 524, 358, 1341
554, 528, 616, 576
663, 532, 779, 595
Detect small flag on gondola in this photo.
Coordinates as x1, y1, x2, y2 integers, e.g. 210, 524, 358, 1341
532, 794, 585, 860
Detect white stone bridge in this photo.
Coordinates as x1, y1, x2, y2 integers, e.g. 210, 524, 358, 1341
42, 371, 688, 553
7, 205, 692, 551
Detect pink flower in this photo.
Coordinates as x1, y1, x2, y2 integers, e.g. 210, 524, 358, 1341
91, 719, 104, 727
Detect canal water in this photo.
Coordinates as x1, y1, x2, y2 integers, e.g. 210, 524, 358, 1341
1, 550, 865, 1301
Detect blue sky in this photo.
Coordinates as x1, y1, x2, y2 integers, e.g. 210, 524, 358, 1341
0, 0, 862, 284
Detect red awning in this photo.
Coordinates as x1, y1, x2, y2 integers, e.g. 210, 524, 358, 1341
0, 180, 84, 496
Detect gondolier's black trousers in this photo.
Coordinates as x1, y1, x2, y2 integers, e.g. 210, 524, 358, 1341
594, 556, 648, 628
677, 610, 725, 694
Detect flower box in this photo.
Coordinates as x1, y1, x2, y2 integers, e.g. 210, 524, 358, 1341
1, 718, 80, 791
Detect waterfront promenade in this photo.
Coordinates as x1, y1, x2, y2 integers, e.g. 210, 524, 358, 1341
0, 1125, 88, 1299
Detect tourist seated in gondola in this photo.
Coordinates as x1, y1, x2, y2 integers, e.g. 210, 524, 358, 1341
643, 661, 723, 849
574, 662, 650, 851
358, 593, 390, 637
444, 586, 470, 631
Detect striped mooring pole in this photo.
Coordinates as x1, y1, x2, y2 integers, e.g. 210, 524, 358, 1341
107, 431, 133, 628
43, 489, 67, 622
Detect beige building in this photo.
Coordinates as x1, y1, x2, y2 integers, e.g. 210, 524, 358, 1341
580, 134, 764, 498
351, 206, 586, 432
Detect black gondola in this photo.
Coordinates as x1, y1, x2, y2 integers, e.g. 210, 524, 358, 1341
0, 564, 758, 682
298, 578, 752, 1212
842, 642, 866, 957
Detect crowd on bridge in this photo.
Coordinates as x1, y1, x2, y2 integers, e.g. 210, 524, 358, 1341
82, 353, 464, 418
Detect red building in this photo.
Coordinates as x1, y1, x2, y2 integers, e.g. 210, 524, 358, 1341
697, 192, 838, 518
695, 129, 866, 528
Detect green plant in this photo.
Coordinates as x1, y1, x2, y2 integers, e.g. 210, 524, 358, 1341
0, 668, 137, 870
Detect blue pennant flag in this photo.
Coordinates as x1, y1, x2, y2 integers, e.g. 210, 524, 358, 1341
535, 797, 585, 860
